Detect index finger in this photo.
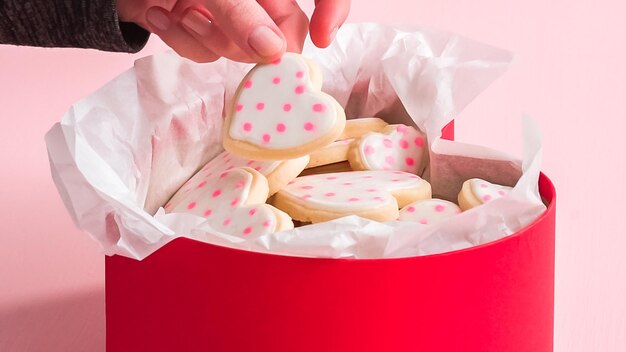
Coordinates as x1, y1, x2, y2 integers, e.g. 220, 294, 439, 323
309, 0, 351, 48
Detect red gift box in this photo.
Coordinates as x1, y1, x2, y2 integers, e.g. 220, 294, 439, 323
105, 124, 555, 351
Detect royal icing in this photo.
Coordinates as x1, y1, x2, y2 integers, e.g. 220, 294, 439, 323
399, 199, 461, 225
166, 151, 281, 208
357, 125, 426, 173
229, 53, 338, 149
278, 171, 426, 212
470, 179, 512, 203
167, 168, 284, 237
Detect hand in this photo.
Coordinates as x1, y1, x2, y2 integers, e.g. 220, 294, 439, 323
116, 0, 350, 63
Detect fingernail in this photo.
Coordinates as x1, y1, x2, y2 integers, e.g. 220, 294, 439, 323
181, 10, 213, 36
248, 26, 284, 58
146, 8, 170, 31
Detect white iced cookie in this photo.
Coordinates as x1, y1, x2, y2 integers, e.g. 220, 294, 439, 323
272, 171, 432, 223
223, 53, 346, 160
348, 124, 427, 174
458, 178, 513, 211
306, 138, 352, 168
166, 151, 309, 208
167, 167, 293, 237
399, 199, 461, 225
337, 117, 388, 140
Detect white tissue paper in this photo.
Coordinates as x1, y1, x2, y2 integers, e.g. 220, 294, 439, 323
45, 23, 546, 260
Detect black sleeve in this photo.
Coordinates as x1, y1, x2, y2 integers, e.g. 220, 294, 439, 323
0, 0, 150, 53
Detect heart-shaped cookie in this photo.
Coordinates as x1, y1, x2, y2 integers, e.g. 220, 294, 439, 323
399, 199, 461, 225
223, 53, 346, 160
272, 170, 432, 223
348, 124, 427, 174
167, 167, 293, 237
458, 178, 513, 211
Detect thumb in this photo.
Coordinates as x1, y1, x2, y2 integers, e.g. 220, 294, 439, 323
205, 0, 286, 62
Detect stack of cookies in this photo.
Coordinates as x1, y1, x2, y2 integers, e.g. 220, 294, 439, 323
164, 53, 512, 237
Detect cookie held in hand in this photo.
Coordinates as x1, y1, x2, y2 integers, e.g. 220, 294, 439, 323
223, 53, 346, 160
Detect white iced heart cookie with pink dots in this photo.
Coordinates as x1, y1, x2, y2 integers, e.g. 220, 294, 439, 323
348, 124, 427, 175
166, 151, 308, 208
272, 171, 432, 223
166, 167, 293, 237
458, 178, 513, 211
399, 199, 461, 225
223, 53, 346, 160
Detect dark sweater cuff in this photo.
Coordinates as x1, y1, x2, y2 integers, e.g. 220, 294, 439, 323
0, 0, 150, 53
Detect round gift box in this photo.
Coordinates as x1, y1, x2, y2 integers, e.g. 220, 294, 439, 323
105, 172, 555, 352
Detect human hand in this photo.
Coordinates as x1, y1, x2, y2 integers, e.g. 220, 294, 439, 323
116, 0, 350, 63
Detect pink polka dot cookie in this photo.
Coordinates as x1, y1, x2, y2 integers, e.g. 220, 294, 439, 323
166, 151, 308, 208
272, 171, 432, 223
337, 117, 389, 140
223, 53, 346, 160
167, 167, 293, 237
399, 199, 461, 225
306, 138, 352, 168
458, 178, 513, 211
348, 124, 427, 175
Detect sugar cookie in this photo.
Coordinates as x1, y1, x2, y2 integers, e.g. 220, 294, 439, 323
306, 139, 352, 168
399, 199, 461, 225
166, 151, 308, 208
272, 171, 432, 223
223, 53, 346, 160
299, 161, 353, 176
348, 124, 427, 174
337, 117, 388, 140
458, 178, 513, 211
167, 167, 293, 237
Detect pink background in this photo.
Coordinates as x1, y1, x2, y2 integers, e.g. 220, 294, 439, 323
1, 0, 624, 350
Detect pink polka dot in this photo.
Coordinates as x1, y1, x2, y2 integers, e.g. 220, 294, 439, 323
348, 197, 360, 202
399, 139, 409, 149
236, 104, 243, 112
244, 80, 252, 89
312, 103, 326, 112
385, 156, 396, 165
498, 190, 507, 196
373, 196, 384, 202
326, 176, 337, 180
325, 192, 336, 197
301, 194, 312, 199
364, 145, 375, 155
295, 85, 305, 94
249, 209, 257, 216
203, 209, 212, 217
483, 195, 492, 202
243, 227, 253, 235
283, 103, 292, 112
243, 122, 252, 132
235, 181, 245, 189
212, 189, 222, 197
392, 179, 401, 182
367, 189, 377, 192
197, 181, 207, 188
406, 206, 416, 213
396, 125, 408, 134
256, 102, 265, 110
480, 183, 489, 188
383, 139, 393, 148
300, 185, 314, 190
414, 137, 425, 147
405, 157, 415, 166
276, 123, 286, 133
272, 58, 282, 65
223, 218, 231, 226
342, 182, 353, 186
272, 77, 281, 84
288, 181, 295, 185
246, 160, 255, 166
263, 220, 272, 228
262, 134, 271, 144
187, 201, 197, 210
434, 204, 446, 212
254, 166, 262, 171
363, 175, 374, 179
296, 71, 304, 78
304, 122, 315, 131
419, 218, 429, 225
